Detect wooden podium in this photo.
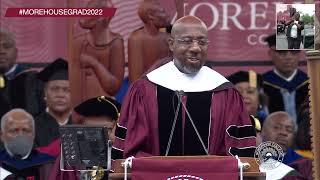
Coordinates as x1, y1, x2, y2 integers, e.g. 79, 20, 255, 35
306, 50, 320, 180
109, 156, 265, 180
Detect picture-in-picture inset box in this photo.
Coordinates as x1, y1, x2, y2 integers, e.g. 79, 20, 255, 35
276, 3, 315, 50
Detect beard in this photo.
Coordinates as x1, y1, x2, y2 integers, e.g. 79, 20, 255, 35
174, 58, 204, 75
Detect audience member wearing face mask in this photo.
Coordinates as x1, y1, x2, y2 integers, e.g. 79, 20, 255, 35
0, 109, 55, 180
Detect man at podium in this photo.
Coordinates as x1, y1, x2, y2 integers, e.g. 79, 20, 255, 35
112, 16, 256, 160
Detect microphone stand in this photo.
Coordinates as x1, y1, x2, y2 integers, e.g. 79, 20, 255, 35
165, 91, 209, 156
165, 91, 182, 156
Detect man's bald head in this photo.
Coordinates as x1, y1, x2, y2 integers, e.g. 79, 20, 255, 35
171, 16, 208, 37
168, 15, 208, 75
1, 109, 35, 158
261, 111, 296, 152
1, 109, 35, 134
263, 111, 296, 132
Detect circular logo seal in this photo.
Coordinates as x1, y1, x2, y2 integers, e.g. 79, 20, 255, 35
254, 141, 284, 170
167, 175, 204, 180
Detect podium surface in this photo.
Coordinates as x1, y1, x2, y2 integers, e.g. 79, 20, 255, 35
110, 156, 266, 180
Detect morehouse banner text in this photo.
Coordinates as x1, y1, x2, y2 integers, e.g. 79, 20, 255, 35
0, 0, 306, 74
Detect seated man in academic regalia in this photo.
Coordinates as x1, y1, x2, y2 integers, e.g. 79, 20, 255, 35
0, 29, 31, 81
263, 34, 309, 125
261, 111, 312, 180
34, 58, 72, 147
39, 96, 120, 180
0, 29, 17, 120
0, 28, 44, 123
0, 109, 55, 180
0, 28, 45, 119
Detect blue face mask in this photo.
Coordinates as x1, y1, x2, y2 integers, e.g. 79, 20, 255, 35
4, 135, 34, 159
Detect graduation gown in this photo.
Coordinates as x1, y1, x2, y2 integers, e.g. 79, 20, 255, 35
5, 64, 30, 80
263, 70, 308, 124
112, 61, 256, 159
283, 157, 313, 180
0, 77, 13, 151
47, 140, 109, 180
0, 150, 55, 180
36, 138, 61, 158
36, 139, 78, 180
35, 112, 71, 147
0, 69, 44, 127
283, 148, 303, 165
48, 153, 78, 180
0, 76, 11, 120
278, 148, 312, 179
10, 70, 45, 116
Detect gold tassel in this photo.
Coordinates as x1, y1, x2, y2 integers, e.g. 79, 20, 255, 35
97, 96, 120, 119
0, 76, 5, 88
248, 70, 257, 88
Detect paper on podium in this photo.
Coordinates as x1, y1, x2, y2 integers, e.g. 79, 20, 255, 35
259, 159, 295, 180
0, 167, 12, 180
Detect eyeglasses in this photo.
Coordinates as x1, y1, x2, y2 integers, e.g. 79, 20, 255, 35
175, 38, 210, 46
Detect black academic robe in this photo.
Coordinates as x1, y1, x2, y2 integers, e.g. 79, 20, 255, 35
10, 70, 45, 116
0, 65, 41, 119
35, 112, 71, 147
5, 64, 30, 80
0, 76, 13, 151
263, 70, 308, 124
0, 75, 11, 119
0, 150, 55, 180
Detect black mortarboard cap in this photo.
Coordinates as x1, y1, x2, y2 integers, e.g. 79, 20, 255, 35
227, 70, 263, 89
74, 96, 121, 120
264, 33, 276, 48
38, 58, 68, 82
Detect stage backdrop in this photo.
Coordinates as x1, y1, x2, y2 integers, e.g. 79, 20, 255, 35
0, 0, 307, 75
